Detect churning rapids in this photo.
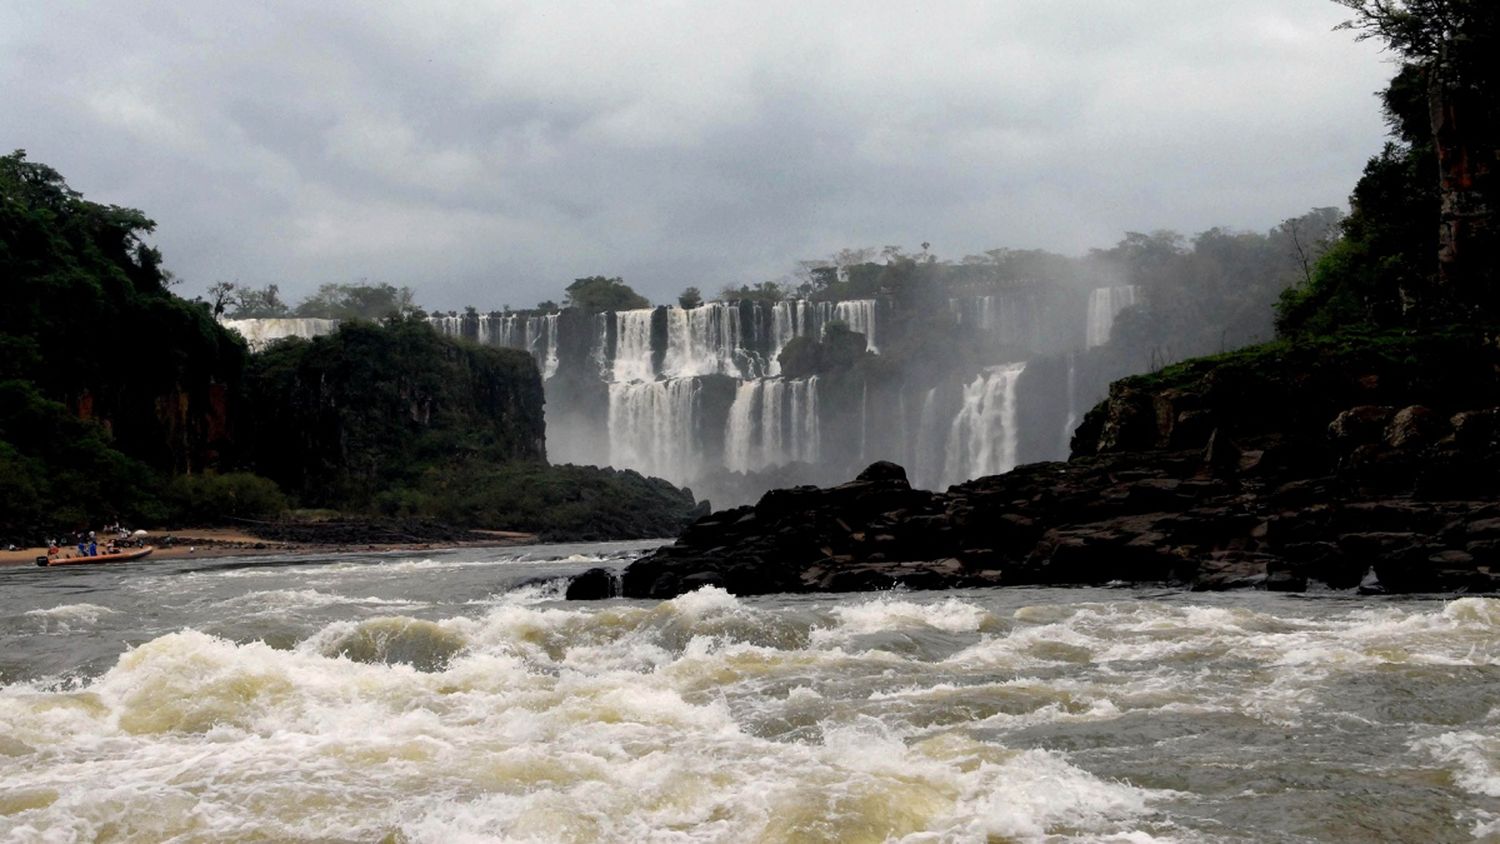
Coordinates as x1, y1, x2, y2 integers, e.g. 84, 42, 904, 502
3, 546, 1500, 842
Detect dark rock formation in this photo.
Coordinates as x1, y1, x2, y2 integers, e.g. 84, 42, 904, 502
565, 567, 619, 600
573, 334, 1500, 599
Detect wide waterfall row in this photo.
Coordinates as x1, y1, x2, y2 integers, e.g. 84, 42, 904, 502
421, 289, 1142, 502
427, 313, 561, 379
1086, 285, 1139, 348
599, 300, 880, 383
724, 378, 820, 473
220, 318, 339, 351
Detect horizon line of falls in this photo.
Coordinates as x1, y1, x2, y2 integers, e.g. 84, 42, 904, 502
427, 312, 561, 379
1086, 285, 1139, 348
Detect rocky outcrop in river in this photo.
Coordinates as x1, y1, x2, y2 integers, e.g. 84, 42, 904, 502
570, 332, 1500, 599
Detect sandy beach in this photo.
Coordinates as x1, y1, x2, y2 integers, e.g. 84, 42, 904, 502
0, 528, 538, 568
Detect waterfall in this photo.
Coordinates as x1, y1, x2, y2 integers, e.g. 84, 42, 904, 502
663, 303, 744, 378
541, 313, 560, 380
593, 312, 611, 379
940, 363, 1026, 488
611, 309, 656, 383
606, 379, 702, 484
1060, 352, 1078, 456
833, 300, 878, 352
858, 381, 869, 464
1086, 285, 1138, 348
427, 313, 561, 379
221, 318, 339, 350
912, 386, 945, 489
767, 301, 814, 375
427, 315, 463, 341
950, 291, 1039, 350
764, 299, 878, 373
723, 378, 819, 473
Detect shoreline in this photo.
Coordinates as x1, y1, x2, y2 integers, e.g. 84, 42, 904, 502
0, 527, 540, 568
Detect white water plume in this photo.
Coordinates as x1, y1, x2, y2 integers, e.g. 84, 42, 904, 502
220, 318, 339, 351
941, 363, 1026, 488
606, 378, 702, 483
723, 377, 820, 473
662, 303, 745, 378
425, 312, 561, 379
610, 308, 656, 382
1086, 285, 1138, 348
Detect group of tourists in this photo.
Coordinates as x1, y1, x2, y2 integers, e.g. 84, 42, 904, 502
45, 524, 142, 560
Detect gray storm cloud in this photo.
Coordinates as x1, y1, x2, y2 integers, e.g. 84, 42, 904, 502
1, 1, 1391, 310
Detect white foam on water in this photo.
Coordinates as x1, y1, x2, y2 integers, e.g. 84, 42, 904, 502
21, 603, 116, 632
1414, 730, 1500, 798
0, 594, 1173, 843
215, 589, 423, 614
816, 596, 993, 643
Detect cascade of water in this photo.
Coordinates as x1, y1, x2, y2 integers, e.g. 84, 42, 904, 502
542, 313, 560, 380
426, 316, 459, 340
723, 378, 819, 472
606, 379, 701, 483
1060, 352, 1078, 456
762, 299, 880, 373
723, 380, 760, 474
790, 377, 820, 464
1086, 285, 1138, 348
950, 291, 1039, 350
611, 309, 656, 382
663, 303, 743, 378
221, 318, 339, 351
940, 363, 1026, 488
833, 300, 878, 352
858, 381, 869, 463
766, 301, 807, 376
593, 312, 611, 379
913, 386, 944, 489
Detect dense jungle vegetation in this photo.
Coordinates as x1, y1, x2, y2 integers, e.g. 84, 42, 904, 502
0, 151, 700, 540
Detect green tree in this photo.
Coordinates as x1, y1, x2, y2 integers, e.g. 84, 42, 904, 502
227, 283, 291, 318
719, 280, 788, 303
678, 286, 703, 309
1277, 61, 1444, 334
1333, 0, 1499, 317
294, 282, 417, 320
563, 276, 650, 311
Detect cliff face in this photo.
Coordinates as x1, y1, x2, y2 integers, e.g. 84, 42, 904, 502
588, 330, 1500, 599
244, 318, 546, 507
1072, 330, 1500, 458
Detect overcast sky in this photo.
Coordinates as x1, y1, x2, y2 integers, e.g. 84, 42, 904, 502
2, 2, 1394, 311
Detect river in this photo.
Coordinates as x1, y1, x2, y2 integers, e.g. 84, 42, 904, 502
2, 542, 1498, 842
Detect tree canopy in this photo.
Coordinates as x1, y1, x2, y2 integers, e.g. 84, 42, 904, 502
1317, 0, 1500, 320
564, 276, 650, 311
